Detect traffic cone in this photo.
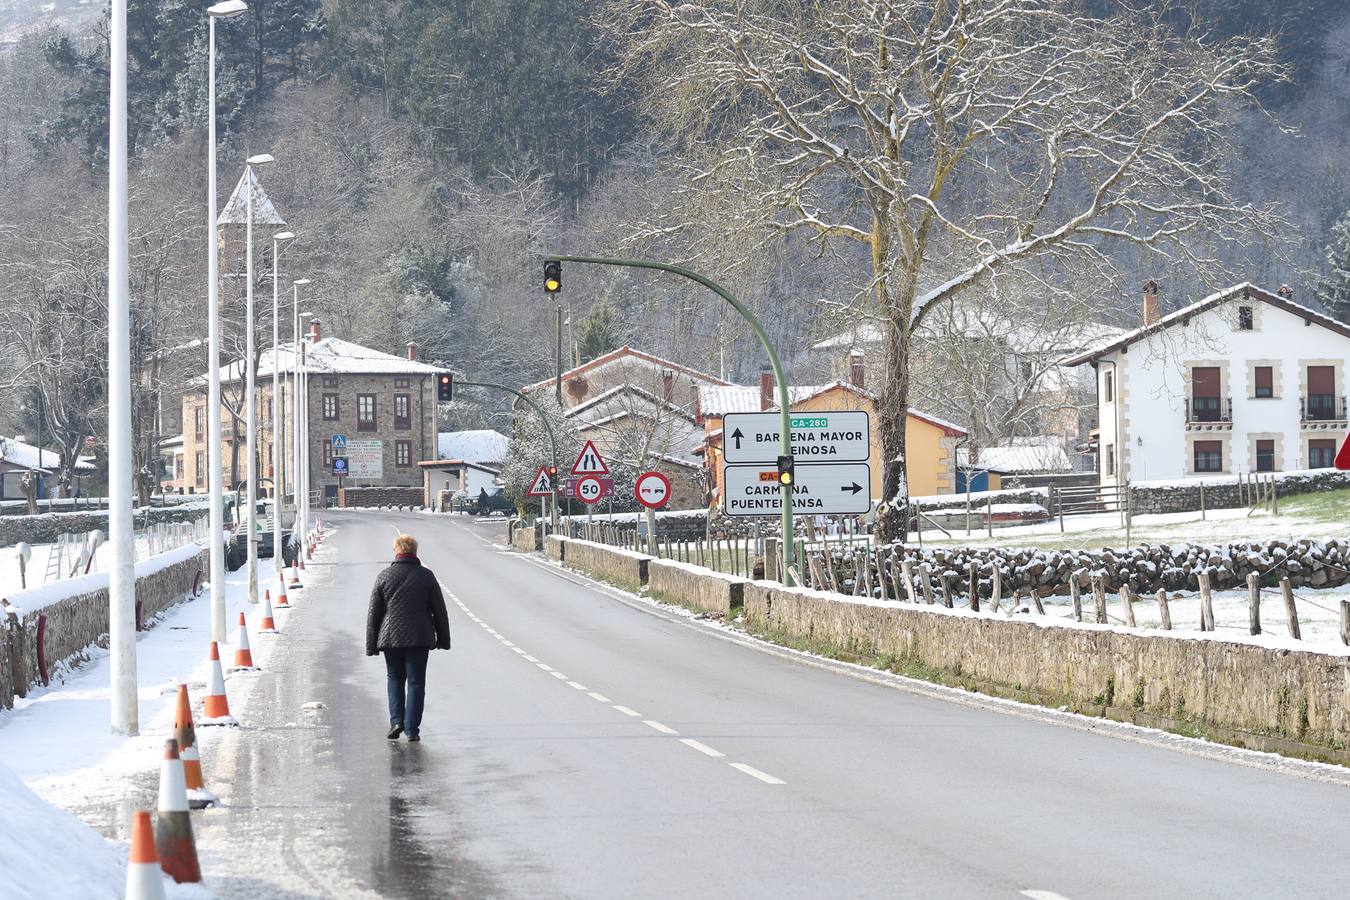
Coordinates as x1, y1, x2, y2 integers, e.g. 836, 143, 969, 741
125, 810, 166, 900
174, 685, 218, 809
231, 612, 258, 672
154, 740, 201, 884
289, 564, 303, 590
259, 591, 278, 634
275, 576, 290, 609
198, 642, 238, 727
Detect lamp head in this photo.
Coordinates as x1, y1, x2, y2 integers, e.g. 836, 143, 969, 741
273, 231, 295, 242
293, 278, 312, 286
246, 153, 274, 165
208, 1, 247, 18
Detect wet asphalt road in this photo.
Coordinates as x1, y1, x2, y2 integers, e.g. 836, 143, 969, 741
183, 510, 1350, 899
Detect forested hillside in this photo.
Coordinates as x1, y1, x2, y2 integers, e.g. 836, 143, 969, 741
2, 0, 1349, 469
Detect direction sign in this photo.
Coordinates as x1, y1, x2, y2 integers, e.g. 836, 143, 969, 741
722, 462, 871, 517
634, 471, 672, 509
526, 466, 554, 497
1337, 432, 1350, 470
346, 439, 383, 479
570, 440, 610, 475
722, 411, 870, 465
331, 434, 348, 454
575, 474, 606, 504
331, 456, 349, 478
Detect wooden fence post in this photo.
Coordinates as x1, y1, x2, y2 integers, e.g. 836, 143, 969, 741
986, 497, 994, 538
1270, 476, 1279, 516
968, 562, 979, 612
939, 573, 953, 609
1031, 590, 1045, 615
765, 538, 779, 583
918, 563, 935, 605
1341, 600, 1350, 646
1247, 572, 1261, 636
1091, 575, 1107, 624
902, 559, 918, 604
876, 548, 889, 602
1198, 570, 1214, 631
991, 564, 1002, 613
1119, 585, 1137, 627
1280, 577, 1300, 639
1070, 577, 1083, 622
1155, 589, 1172, 630
1199, 480, 1206, 520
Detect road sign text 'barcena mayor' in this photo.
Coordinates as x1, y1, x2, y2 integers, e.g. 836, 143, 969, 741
722, 411, 870, 465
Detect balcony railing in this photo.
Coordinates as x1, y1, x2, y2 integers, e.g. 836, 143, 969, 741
1301, 394, 1347, 422
1185, 396, 1231, 424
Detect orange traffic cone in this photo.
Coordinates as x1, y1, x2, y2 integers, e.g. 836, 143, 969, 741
154, 740, 201, 884
289, 564, 303, 590
198, 642, 237, 727
275, 576, 290, 609
126, 810, 166, 900
174, 685, 217, 809
259, 591, 278, 634
231, 612, 258, 671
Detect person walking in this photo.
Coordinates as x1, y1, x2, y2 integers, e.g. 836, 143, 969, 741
366, 534, 451, 742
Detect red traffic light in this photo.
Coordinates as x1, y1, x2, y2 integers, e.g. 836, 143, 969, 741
436, 373, 453, 402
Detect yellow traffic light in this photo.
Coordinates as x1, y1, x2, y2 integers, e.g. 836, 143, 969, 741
544, 260, 562, 293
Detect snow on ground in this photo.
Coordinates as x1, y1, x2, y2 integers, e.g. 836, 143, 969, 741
0, 530, 334, 898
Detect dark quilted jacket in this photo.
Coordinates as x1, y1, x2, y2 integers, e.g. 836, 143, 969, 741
365, 557, 452, 655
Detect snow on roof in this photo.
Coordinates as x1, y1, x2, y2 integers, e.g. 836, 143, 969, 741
159, 435, 185, 449
522, 346, 730, 393
0, 437, 95, 472
564, 383, 696, 424
437, 430, 509, 464
813, 312, 1124, 356
1062, 283, 1350, 366
957, 442, 1071, 473
214, 337, 444, 383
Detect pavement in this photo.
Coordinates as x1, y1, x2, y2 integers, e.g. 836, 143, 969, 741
143, 510, 1350, 899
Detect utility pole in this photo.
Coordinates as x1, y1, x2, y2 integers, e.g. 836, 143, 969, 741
108, 0, 138, 735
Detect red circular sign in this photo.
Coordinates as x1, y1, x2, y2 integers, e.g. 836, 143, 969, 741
634, 471, 672, 510
575, 475, 605, 505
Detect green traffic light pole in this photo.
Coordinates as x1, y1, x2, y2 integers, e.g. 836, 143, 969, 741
550, 255, 796, 585
457, 380, 560, 530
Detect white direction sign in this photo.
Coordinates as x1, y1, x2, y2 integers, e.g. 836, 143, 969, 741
526, 466, 554, 497
722, 411, 870, 465
722, 462, 871, 517
570, 440, 610, 475
346, 439, 383, 479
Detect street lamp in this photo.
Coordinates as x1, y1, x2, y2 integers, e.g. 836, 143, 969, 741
270, 230, 295, 586
243, 151, 273, 605
291, 280, 311, 552
205, 0, 247, 644
296, 301, 314, 548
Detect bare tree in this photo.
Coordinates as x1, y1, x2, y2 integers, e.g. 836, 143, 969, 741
613, 0, 1291, 540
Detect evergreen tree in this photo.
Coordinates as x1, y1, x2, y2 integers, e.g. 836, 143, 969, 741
576, 297, 618, 363
1315, 210, 1350, 324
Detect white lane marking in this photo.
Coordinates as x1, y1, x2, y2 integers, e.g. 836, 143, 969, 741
512, 648, 526, 655
587, 692, 611, 703
524, 655, 539, 663
501, 641, 514, 647
566, 681, 588, 691
730, 763, 785, 785
680, 739, 725, 758
613, 705, 641, 717
1021, 892, 1072, 900
536, 663, 553, 671
550, 671, 567, 680
643, 720, 677, 735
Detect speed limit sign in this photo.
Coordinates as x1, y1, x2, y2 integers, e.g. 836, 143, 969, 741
574, 474, 605, 505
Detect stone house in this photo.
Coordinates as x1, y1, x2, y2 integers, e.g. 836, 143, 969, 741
181, 321, 443, 504
1063, 282, 1350, 484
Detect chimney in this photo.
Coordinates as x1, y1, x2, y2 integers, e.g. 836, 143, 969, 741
1142, 279, 1160, 326
1277, 284, 1293, 300
759, 366, 774, 411
848, 349, 865, 389
308, 319, 321, 345
661, 369, 674, 402
407, 341, 418, 361
691, 382, 702, 423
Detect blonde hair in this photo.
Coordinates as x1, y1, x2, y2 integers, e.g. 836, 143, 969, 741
393, 534, 418, 556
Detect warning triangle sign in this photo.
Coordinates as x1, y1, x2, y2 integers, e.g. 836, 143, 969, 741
1336, 432, 1350, 471
526, 466, 554, 497
570, 440, 610, 475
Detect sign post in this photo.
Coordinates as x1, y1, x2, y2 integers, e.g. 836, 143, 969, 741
635, 470, 671, 555
527, 465, 554, 523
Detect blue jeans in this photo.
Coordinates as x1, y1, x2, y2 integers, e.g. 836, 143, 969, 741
383, 648, 430, 737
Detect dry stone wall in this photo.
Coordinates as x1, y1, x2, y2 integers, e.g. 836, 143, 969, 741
647, 559, 745, 615
0, 503, 208, 549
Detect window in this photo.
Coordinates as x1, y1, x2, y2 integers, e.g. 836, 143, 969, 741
195, 452, 205, 488
396, 440, 412, 468
1104, 443, 1115, 476
175, 457, 184, 479
322, 441, 333, 469
394, 377, 410, 389
1309, 439, 1336, 469
194, 406, 205, 440
1103, 370, 1114, 403
1305, 365, 1335, 420
394, 394, 411, 430
357, 394, 377, 431
263, 399, 272, 421
1256, 439, 1275, 472
322, 394, 339, 421
1190, 366, 1221, 421
1237, 306, 1253, 330
323, 377, 338, 388
1254, 366, 1273, 399
1194, 440, 1222, 473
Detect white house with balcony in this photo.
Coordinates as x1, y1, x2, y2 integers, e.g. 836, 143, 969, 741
1063, 282, 1350, 484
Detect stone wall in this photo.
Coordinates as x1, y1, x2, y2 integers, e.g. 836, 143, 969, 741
1, 547, 206, 710
0, 503, 208, 549
560, 540, 649, 591
742, 581, 1350, 760
510, 522, 541, 552
544, 535, 566, 561
340, 487, 424, 508
647, 559, 746, 615
1128, 469, 1350, 516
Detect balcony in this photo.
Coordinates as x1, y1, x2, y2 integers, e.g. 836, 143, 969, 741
1301, 394, 1348, 423
1185, 396, 1232, 429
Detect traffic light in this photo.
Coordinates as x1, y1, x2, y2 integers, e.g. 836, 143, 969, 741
776, 454, 794, 486
546, 465, 558, 479
436, 373, 453, 402
543, 259, 562, 294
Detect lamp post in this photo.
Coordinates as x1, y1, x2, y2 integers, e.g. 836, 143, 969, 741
108, 0, 137, 734
270, 230, 295, 585
289, 278, 310, 571
297, 303, 314, 544
243, 152, 273, 604
205, 0, 247, 643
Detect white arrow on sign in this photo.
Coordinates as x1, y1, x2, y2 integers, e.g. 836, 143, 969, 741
721, 462, 871, 517
722, 411, 870, 465
570, 439, 610, 475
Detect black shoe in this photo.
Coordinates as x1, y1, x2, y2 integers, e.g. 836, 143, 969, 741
407, 734, 420, 742
387, 723, 404, 740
